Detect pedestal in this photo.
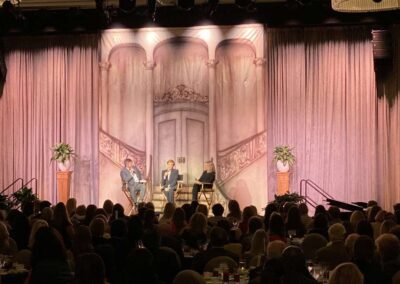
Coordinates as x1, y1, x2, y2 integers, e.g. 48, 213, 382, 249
56, 171, 72, 204
277, 172, 289, 196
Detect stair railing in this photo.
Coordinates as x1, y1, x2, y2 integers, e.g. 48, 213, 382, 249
1, 178, 24, 195
300, 179, 333, 208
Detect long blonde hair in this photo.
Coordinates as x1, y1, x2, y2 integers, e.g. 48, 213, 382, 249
328, 262, 363, 284
250, 229, 267, 255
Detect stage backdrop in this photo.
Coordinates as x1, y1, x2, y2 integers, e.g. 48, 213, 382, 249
99, 24, 268, 211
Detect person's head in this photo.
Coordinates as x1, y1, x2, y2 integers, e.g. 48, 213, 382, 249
286, 206, 302, 227
354, 235, 375, 263
189, 213, 207, 235
314, 205, 327, 217
29, 219, 49, 248
298, 203, 308, 216
127, 215, 144, 244
181, 204, 192, 223
267, 240, 286, 259
209, 226, 228, 247
196, 204, 208, 217
84, 204, 98, 225
376, 233, 400, 262
281, 246, 308, 274
162, 202, 175, 219
39, 200, 52, 212
242, 206, 257, 222
124, 158, 133, 169
212, 204, 224, 217
228, 200, 241, 219
313, 213, 329, 229
75, 253, 105, 284
344, 233, 360, 259
102, 200, 114, 216
250, 229, 267, 255
31, 227, 67, 266
41, 207, 53, 223
375, 210, 386, 223
328, 206, 341, 220
390, 225, 400, 240
328, 262, 363, 284
367, 205, 381, 223
146, 202, 155, 212
53, 202, 72, 227
72, 225, 93, 256
264, 203, 278, 230
112, 203, 125, 219
166, 159, 175, 170
350, 210, 365, 230
248, 216, 263, 235
89, 218, 105, 238
355, 219, 373, 239
172, 207, 186, 231
110, 219, 127, 238
328, 223, 346, 242
380, 219, 396, 235
205, 161, 215, 173
269, 212, 285, 237
65, 198, 77, 217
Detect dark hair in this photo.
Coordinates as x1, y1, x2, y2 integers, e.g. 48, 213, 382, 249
314, 205, 327, 217
39, 201, 52, 212
172, 207, 186, 234
356, 220, 374, 239
210, 226, 228, 247
354, 235, 374, 262
313, 213, 328, 229
286, 206, 306, 237
269, 213, 285, 238
328, 206, 341, 220
181, 204, 193, 223
212, 204, 224, 217
53, 202, 72, 228
110, 219, 127, 238
248, 216, 263, 235
368, 205, 382, 223
228, 200, 242, 221
264, 203, 278, 231
75, 253, 105, 284
127, 215, 144, 246
94, 208, 108, 218
84, 205, 98, 225
142, 229, 160, 253
71, 225, 93, 258
31, 227, 67, 267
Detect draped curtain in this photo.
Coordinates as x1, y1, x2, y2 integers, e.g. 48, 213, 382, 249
0, 35, 99, 205
266, 27, 400, 209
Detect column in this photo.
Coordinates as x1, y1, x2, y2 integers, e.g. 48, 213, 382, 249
143, 61, 156, 181
277, 172, 290, 196
56, 171, 72, 204
206, 59, 218, 168
99, 61, 111, 130
254, 58, 266, 133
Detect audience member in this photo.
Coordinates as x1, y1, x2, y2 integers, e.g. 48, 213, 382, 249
268, 212, 286, 242
285, 206, 306, 238
375, 233, 400, 282
52, 202, 75, 249
0, 221, 18, 256
102, 199, 114, 218
74, 253, 106, 284
159, 202, 175, 225
308, 213, 329, 240
328, 262, 363, 284
227, 200, 242, 223
208, 204, 225, 227
264, 203, 278, 231
181, 213, 207, 249
66, 198, 77, 218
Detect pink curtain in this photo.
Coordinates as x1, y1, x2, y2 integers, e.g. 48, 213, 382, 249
0, 35, 99, 205
267, 27, 381, 207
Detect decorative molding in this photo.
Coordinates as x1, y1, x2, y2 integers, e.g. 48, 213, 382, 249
154, 84, 208, 105
99, 129, 146, 174
217, 131, 267, 185
205, 59, 219, 68
253, 57, 266, 66
143, 61, 156, 70
99, 61, 111, 71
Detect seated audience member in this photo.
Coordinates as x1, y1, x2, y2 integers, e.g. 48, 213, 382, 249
71, 205, 86, 226
7, 209, 30, 250
266, 240, 286, 260
71, 225, 94, 259
121, 248, 158, 284
102, 199, 114, 218
299, 203, 313, 230
308, 213, 329, 240
280, 246, 318, 284
372, 210, 386, 240
314, 205, 327, 218
241, 216, 263, 252
196, 204, 209, 218
328, 262, 363, 284
344, 233, 360, 260
41, 207, 54, 224
66, 198, 77, 218
327, 206, 342, 225
89, 218, 108, 247
29, 219, 49, 249
109, 203, 127, 222
264, 203, 278, 232
208, 204, 225, 227
375, 233, 400, 282
244, 229, 267, 265
171, 207, 187, 236
367, 205, 382, 223
74, 253, 106, 284
315, 223, 350, 270
380, 219, 396, 235
389, 225, 400, 240
30, 227, 73, 284
146, 202, 156, 212
83, 205, 97, 226
159, 202, 175, 225
0, 221, 18, 256
127, 215, 144, 249
191, 227, 239, 273
356, 219, 374, 239
239, 206, 257, 235
143, 229, 181, 284
52, 202, 75, 249
181, 204, 194, 223
268, 212, 286, 242
180, 213, 207, 249
227, 200, 242, 224
285, 206, 306, 238
350, 210, 366, 231
353, 235, 384, 284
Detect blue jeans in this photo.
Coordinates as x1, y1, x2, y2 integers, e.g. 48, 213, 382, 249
164, 188, 175, 203
129, 183, 145, 204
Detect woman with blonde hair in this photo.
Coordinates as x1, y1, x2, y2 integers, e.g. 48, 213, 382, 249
328, 262, 363, 284
350, 211, 365, 231
52, 202, 75, 249
180, 212, 207, 249
66, 198, 77, 218
29, 219, 49, 248
0, 221, 18, 256
171, 207, 187, 236
244, 229, 267, 265
192, 161, 216, 202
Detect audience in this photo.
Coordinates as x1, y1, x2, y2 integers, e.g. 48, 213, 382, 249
3, 194, 400, 284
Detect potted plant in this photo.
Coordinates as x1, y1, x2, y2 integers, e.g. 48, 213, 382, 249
273, 191, 304, 211
273, 145, 295, 172
11, 186, 38, 209
51, 142, 76, 171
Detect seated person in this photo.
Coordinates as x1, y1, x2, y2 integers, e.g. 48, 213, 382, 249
192, 161, 216, 201
120, 158, 146, 206
161, 160, 179, 203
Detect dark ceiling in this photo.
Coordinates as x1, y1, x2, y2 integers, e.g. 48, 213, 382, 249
0, 0, 399, 35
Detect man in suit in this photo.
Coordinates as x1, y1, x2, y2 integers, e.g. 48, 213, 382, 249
120, 158, 146, 205
161, 160, 179, 203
